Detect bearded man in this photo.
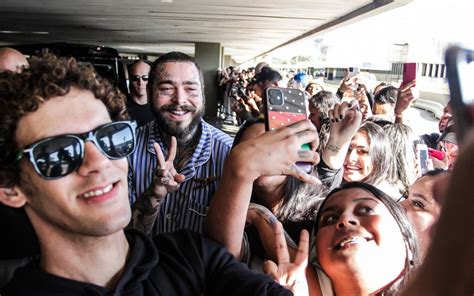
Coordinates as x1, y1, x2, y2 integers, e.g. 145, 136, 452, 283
128, 52, 233, 235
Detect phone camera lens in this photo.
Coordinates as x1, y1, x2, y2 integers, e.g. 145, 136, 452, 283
268, 89, 284, 106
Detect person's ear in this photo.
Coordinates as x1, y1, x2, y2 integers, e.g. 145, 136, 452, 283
0, 187, 27, 208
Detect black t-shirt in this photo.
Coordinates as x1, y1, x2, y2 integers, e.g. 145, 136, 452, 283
126, 97, 154, 127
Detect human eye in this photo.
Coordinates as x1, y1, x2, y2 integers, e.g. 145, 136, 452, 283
357, 206, 374, 215
320, 213, 338, 227
411, 199, 426, 210
185, 85, 200, 94
186, 87, 199, 93
356, 148, 369, 155
158, 86, 174, 95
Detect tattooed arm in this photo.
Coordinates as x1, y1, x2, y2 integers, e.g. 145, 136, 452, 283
131, 186, 164, 235
246, 203, 298, 261
321, 100, 362, 170
130, 137, 185, 236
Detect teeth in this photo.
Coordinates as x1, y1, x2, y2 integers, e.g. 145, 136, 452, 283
346, 166, 360, 170
81, 184, 113, 199
170, 110, 186, 115
337, 237, 366, 249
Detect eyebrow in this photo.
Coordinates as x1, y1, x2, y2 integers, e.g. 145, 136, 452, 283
349, 144, 369, 149
157, 80, 200, 86
410, 193, 433, 204
320, 197, 378, 215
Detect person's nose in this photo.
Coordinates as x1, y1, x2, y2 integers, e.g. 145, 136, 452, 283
347, 148, 358, 163
171, 87, 187, 105
336, 213, 358, 230
77, 141, 110, 176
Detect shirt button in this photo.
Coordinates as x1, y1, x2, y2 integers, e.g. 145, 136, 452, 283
166, 214, 172, 219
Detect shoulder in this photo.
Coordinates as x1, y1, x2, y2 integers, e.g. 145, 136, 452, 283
202, 121, 233, 152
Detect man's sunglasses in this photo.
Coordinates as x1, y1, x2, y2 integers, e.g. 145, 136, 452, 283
130, 75, 149, 82
16, 121, 137, 180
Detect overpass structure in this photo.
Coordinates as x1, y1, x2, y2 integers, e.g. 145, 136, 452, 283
0, 0, 412, 117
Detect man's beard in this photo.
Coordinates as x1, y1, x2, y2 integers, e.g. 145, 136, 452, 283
153, 103, 204, 143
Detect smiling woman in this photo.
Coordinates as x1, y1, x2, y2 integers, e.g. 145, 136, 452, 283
343, 121, 398, 198
312, 182, 419, 296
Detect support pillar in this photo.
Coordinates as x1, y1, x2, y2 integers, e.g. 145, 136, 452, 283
195, 42, 222, 118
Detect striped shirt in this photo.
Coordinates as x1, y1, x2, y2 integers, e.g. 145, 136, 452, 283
128, 119, 233, 234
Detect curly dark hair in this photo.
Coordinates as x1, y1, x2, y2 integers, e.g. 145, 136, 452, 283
0, 54, 128, 187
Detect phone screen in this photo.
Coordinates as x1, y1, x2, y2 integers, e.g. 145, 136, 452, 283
416, 143, 431, 176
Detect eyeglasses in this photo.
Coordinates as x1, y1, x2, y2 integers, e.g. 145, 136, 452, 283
130, 75, 149, 82
16, 121, 137, 180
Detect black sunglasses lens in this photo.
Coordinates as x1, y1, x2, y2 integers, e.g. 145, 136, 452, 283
32, 137, 82, 178
131, 75, 148, 82
95, 123, 135, 159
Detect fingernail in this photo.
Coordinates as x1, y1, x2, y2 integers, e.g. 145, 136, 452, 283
339, 115, 343, 120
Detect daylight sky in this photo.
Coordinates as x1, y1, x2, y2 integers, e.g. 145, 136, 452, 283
268, 0, 474, 66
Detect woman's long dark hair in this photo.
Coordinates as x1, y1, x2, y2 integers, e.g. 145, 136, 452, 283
314, 182, 420, 295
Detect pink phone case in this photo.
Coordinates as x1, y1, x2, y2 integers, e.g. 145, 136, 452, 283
402, 63, 417, 86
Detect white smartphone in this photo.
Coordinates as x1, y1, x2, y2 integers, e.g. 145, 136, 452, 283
347, 67, 360, 90
416, 143, 431, 176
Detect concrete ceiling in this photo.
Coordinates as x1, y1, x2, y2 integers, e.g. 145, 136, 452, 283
0, 0, 411, 63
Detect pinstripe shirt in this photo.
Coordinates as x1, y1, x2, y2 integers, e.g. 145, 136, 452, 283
128, 119, 233, 234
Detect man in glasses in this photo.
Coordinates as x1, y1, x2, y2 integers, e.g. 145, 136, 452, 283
0, 54, 293, 295
126, 60, 154, 127
128, 52, 233, 235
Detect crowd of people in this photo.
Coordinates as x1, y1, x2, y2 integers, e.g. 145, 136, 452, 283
0, 47, 472, 295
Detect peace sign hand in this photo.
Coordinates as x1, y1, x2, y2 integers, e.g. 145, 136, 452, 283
151, 136, 186, 200
263, 221, 309, 296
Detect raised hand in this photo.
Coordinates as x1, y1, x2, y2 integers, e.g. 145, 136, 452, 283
328, 100, 363, 144
338, 76, 358, 96
395, 80, 416, 117
231, 120, 320, 185
151, 136, 186, 199
263, 221, 309, 296
321, 100, 363, 170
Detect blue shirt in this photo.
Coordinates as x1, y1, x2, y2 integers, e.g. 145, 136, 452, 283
128, 119, 233, 234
